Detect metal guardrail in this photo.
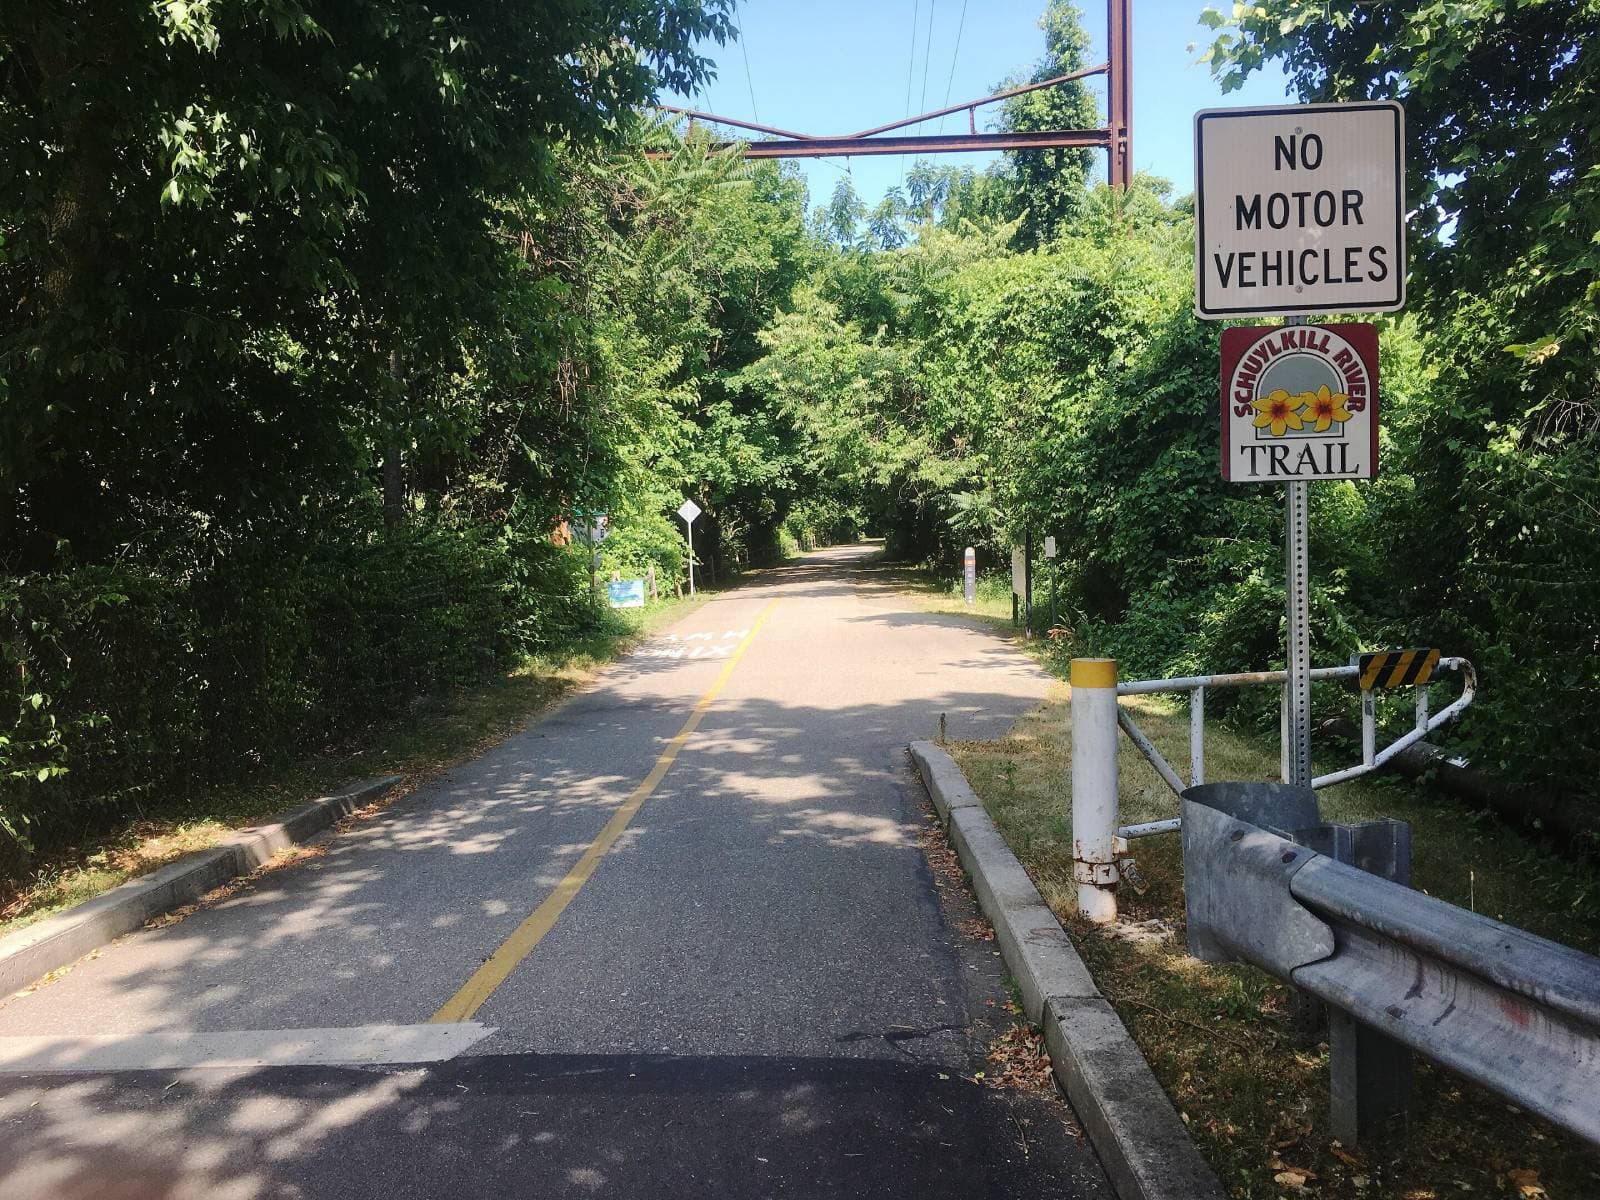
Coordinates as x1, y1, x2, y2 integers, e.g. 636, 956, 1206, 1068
1183, 793, 1600, 1149
1113, 656, 1476, 840
1068, 655, 1476, 925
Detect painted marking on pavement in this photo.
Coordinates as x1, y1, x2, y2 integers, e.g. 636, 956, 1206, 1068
635, 629, 751, 661
0, 1022, 494, 1074
429, 600, 781, 1024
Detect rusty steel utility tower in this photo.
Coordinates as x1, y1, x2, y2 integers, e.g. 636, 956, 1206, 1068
659, 0, 1133, 188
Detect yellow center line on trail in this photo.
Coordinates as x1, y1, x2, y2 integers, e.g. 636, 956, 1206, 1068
429, 597, 781, 1024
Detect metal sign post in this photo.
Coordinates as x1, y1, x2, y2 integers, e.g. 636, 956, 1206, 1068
1010, 546, 1025, 627
575, 510, 609, 609
1023, 531, 1034, 639
677, 498, 702, 597
588, 524, 599, 608
1044, 535, 1058, 630
1281, 329, 1313, 785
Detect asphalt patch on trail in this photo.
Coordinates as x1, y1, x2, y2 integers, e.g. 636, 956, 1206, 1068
0, 1052, 1109, 1199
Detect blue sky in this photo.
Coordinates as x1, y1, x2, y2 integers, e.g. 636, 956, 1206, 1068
665, 0, 1297, 212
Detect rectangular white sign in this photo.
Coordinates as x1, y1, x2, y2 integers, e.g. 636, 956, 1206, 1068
1195, 101, 1405, 319
1011, 547, 1025, 596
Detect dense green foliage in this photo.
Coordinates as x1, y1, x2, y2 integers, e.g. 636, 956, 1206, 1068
741, 1, 1598, 829
1198, 0, 1599, 813
3, 0, 1594, 879
0, 1, 819, 871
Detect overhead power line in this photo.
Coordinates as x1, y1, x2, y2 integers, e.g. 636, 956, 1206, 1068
937, 0, 970, 134
900, 0, 924, 187
904, 0, 921, 121
919, 0, 937, 115
735, 7, 759, 122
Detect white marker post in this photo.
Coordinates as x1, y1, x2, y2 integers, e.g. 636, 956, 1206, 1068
963, 547, 976, 606
1071, 658, 1120, 923
1010, 546, 1025, 628
677, 498, 702, 597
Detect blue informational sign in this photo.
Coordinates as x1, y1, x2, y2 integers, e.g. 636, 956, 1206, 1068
608, 578, 646, 609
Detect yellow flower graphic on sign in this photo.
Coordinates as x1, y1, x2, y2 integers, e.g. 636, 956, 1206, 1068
1252, 389, 1305, 437
1251, 386, 1354, 437
1305, 384, 1353, 432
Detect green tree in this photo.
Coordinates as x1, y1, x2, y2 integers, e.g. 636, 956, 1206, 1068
0, 0, 730, 564
994, 0, 1102, 248
817, 177, 868, 249
0, 3, 733, 864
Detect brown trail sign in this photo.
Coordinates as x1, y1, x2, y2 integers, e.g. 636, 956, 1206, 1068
1220, 323, 1379, 483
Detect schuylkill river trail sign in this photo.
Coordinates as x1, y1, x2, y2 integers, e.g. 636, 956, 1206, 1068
1219, 322, 1379, 483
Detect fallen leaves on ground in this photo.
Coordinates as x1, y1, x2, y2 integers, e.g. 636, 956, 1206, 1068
143, 842, 328, 930
985, 1022, 1054, 1091
916, 803, 967, 896
1506, 1168, 1547, 1197
6, 946, 103, 998
1269, 1157, 1317, 1181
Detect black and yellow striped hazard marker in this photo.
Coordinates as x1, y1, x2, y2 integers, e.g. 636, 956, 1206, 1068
1358, 648, 1441, 690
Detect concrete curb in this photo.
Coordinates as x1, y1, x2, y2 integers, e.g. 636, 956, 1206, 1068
0, 775, 403, 998
909, 741, 1224, 1200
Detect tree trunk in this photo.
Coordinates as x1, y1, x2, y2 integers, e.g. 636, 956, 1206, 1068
383, 350, 404, 528
382, 448, 404, 529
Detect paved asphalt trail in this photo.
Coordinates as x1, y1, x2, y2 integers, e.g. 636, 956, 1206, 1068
0, 545, 1111, 1199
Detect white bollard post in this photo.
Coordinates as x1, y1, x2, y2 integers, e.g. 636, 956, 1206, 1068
1071, 658, 1120, 924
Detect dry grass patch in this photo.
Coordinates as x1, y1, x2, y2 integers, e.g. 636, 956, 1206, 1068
951, 693, 1600, 1200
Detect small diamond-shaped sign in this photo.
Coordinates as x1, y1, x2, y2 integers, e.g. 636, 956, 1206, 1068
677, 499, 702, 525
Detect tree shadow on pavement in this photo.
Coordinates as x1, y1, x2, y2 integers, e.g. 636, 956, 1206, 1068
0, 1051, 1110, 1200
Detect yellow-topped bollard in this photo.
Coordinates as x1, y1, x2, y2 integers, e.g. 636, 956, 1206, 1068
1070, 658, 1120, 923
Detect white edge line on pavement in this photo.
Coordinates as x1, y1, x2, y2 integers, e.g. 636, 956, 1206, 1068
0, 1022, 495, 1074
